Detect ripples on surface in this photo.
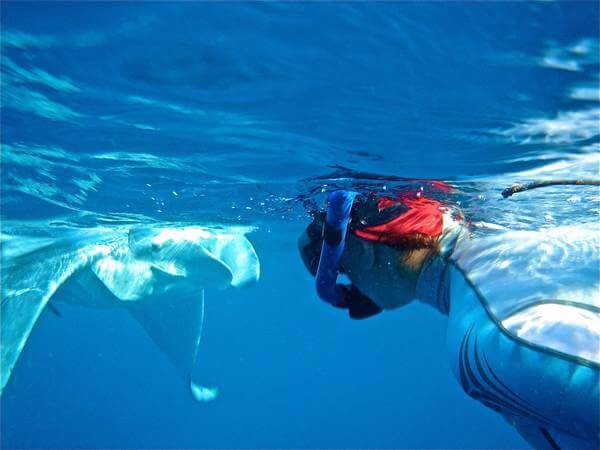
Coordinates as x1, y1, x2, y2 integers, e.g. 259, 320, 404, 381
1, 2, 597, 227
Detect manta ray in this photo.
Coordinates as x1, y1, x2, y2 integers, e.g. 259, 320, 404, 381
1, 223, 260, 401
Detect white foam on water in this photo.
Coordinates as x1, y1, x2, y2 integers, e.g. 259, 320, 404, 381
499, 108, 600, 145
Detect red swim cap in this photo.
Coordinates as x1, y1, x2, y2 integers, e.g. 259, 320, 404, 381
354, 194, 444, 245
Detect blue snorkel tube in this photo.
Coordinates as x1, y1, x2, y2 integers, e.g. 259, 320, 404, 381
315, 190, 357, 306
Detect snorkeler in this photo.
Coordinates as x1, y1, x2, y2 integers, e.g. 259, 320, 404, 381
298, 188, 599, 450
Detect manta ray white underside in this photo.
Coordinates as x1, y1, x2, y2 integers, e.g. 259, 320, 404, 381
1, 224, 260, 401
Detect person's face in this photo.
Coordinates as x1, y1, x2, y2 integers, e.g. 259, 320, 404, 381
339, 233, 418, 310
299, 220, 418, 311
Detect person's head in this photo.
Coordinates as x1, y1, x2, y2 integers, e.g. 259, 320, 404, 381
298, 193, 442, 312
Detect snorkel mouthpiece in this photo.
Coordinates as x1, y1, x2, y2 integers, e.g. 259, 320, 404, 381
315, 190, 357, 306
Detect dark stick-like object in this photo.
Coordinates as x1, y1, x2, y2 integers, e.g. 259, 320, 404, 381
502, 180, 600, 198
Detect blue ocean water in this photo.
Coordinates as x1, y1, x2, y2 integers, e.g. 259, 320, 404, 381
1, 2, 599, 448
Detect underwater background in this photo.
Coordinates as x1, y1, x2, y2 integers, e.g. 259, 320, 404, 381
1, 2, 599, 448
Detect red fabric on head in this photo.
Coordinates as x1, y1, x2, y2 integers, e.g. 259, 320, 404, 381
428, 180, 453, 193
354, 194, 443, 245
376, 196, 398, 210
403, 179, 454, 193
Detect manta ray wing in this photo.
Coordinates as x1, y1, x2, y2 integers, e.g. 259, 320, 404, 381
0, 232, 115, 393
